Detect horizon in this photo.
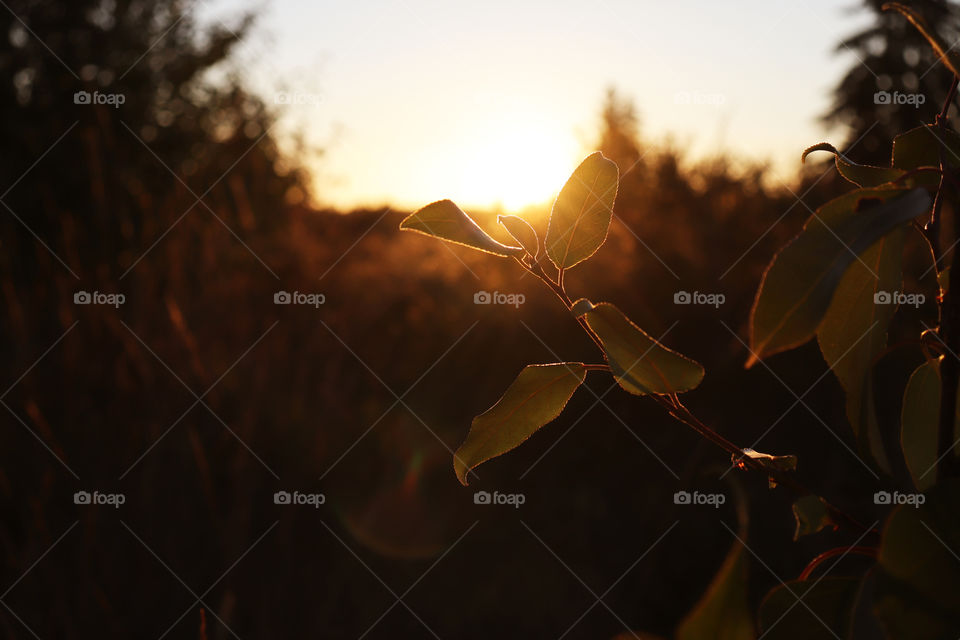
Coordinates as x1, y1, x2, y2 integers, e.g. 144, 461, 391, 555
201, 0, 874, 212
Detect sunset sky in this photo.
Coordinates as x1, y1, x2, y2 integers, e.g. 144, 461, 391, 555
202, 0, 873, 211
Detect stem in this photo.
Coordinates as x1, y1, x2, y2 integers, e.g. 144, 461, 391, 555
513, 255, 877, 537
665, 393, 875, 535
934, 75, 960, 482
583, 364, 611, 372
798, 546, 878, 581
515, 257, 606, 352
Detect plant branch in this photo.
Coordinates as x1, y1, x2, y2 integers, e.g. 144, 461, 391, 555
663, 392, 876, 535
515, 253, 877, 536
934, 75, 960, 482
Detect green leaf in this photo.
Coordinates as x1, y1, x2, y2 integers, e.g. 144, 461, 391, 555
901, 358, 960, 491
875, 480, 960, 639
545, 152, 618, 270
497, 214, 539, 258
882, 3, 960, 78
791, 495, 832, 540
400, 199, 523, 257
758, 577, 862, 639
575, 299, 704, 395
817, 229, 905, 472
802, 142, 904, 187
748, 187, 931, 366
676, 538, 754, 640
892, 124, 960, 173
453, 363, 586, 485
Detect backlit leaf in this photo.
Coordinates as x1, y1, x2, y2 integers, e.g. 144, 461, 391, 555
453, 363, 586, 485
901, 358, 959, 491
817, 228, 905, 472
400, 199, 523, 257
748, 187, 931, 366
677, 482, 753, 640
676, 538, 753, 640
498, 214, 539, 258
545, 152, 618, 269
574, 299, 704, 395
875, 480, 960, 638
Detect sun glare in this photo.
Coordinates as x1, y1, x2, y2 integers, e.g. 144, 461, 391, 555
447, 118, 578, 213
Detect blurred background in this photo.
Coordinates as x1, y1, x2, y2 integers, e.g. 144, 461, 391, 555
1, 0, 958, 637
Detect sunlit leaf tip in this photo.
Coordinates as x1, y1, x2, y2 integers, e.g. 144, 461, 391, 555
453, 363, 587, 485
802, 142, 904, 187
399, 199, 523, 257
801, 142, 841, 164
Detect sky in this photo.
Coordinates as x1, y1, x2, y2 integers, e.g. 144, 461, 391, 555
199, 0, 874, 212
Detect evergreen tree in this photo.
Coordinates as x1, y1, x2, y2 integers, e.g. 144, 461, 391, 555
824, 0, 960, 163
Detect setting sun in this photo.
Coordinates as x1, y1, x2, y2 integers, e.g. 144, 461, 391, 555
442, 116, 579, 212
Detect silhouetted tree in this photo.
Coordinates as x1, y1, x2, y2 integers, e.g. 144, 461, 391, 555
1, 0, 306, 310
824, 0, 960, 162
597, 87, 643, 171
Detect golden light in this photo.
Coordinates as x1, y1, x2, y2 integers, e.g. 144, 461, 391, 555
444, 112, 578, 213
